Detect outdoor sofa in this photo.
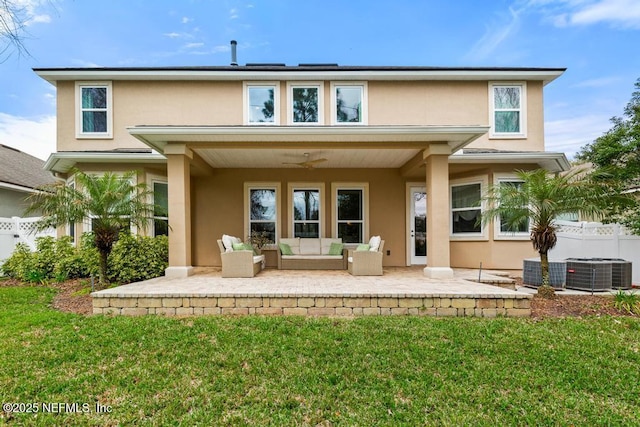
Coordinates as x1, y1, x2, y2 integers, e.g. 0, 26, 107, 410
277, 237, 347, 270
217, 236, 265, 278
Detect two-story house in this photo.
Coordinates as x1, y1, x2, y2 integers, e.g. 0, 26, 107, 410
34, 50, 569, 279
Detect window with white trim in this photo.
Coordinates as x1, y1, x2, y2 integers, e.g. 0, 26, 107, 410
291, 186, 322, 238
153, 181, 168, 237
245, 83, 279, 124
333, 184, 368, 243
247, 185, 278, 243
490, 82, 526, 137
451, 182, 482, 235
288, 82, 323, 124
76, 82, 112, 138
331, 82, 367, 124
492, 175, 530, 239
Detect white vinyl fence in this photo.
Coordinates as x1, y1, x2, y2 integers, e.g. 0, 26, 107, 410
549, 220, 640, 285
0, 217, 56, 264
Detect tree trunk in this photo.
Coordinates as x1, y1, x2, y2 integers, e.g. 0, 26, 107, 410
538, 250, 555, 298
540, 250, 550, 287
98, 249, 109, 287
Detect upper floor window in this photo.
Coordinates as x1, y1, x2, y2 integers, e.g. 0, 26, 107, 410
245, 82, 279, 125
288, 82, 323, 124
76, 82, 112, 138
331, 82, 367, 125
490, 82, 526, 138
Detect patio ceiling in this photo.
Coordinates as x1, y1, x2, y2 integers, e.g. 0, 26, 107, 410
128, 125, 490, 170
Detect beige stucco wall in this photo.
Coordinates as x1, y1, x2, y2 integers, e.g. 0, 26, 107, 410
192, 168, 407, 267
66, 160, 545, 270
56, 79, 546, 153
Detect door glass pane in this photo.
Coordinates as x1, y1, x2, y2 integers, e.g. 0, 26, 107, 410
414, 191, 426, 257
292, 87, 318, 123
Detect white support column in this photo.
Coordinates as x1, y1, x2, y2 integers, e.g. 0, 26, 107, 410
423, 144, 454, 279
165, 144, 194, 278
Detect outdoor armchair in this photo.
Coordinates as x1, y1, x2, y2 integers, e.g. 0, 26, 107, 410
348, 239, 385, 276
217, 239, 264, 278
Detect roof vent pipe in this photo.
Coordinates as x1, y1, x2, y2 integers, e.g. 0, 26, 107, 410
230, 40, 238, 66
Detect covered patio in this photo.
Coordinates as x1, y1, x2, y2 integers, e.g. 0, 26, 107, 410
92, 267, 532, 317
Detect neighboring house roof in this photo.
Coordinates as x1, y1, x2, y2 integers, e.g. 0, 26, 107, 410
33, 65, 566, 86
0, 144, 57, 192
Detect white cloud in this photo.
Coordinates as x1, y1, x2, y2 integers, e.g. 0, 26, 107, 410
184, 42, 204, 49
0, 113, 56, 161
530, 0, 640, 29
465, 7, 523, 61
229, 8, 239, 19
545, 113, 613, 158
70, 59, 102, 67
25, 14, 50, 25
181, 17, 191, 24
570, 0, 640, 28
211, 44, 230, 53
572, 76, 621, 88
163, 32, 182, 38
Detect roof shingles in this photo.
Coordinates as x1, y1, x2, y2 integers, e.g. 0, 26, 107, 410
0, 145, 57, 190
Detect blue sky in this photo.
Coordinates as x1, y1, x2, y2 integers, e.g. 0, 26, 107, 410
0, 0, 639, 160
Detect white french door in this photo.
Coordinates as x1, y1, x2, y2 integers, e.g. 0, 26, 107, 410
409, 186, 427, 265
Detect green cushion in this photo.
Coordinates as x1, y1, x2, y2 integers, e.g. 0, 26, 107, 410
328, 242, 344, 255
356, 244, 370, 251
232, 242, 254, 252
279, 242, 293, 255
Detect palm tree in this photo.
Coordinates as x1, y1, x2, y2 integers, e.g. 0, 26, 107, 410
26, 170, 155, 285
482, 168, 632, 296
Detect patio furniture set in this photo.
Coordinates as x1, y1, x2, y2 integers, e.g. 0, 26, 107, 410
218, 235, 385, 278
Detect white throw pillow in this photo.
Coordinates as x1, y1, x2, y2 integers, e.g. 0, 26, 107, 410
369, 235, 381, 252
222, 234, 242, 251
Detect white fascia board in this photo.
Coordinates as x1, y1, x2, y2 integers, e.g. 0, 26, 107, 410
127, 125, 490, 153
44, 152, 166, 173
0, 181, 39, 193
450, 152, 571, 172
35, 69, 565, 85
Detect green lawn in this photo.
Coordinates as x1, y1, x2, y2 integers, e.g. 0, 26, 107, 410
1, 286, 639, 426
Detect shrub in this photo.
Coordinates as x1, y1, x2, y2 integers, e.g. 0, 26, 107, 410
0, 233, 168, 285
1, 243, 34, 280
107, 233, 168, 284
613, 290, 640, 315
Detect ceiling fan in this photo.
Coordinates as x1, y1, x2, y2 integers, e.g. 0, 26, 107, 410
283, 153, 328, 169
